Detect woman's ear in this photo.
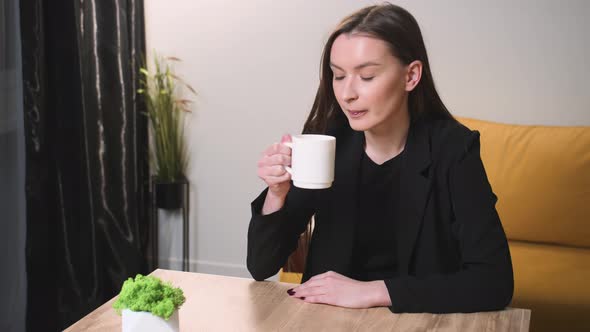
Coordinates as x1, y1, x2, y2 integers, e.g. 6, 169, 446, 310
405, 60, 423, 92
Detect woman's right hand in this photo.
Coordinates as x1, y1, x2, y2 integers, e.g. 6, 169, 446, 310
257, 135, 292, 210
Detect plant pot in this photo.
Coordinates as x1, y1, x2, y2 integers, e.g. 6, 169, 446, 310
122, 309, 179, 332
155, 181, 185, 210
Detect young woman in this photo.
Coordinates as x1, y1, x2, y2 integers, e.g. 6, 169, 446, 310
247, 3, 513, 313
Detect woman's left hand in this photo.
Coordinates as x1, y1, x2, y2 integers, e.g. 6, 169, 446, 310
287, 271, 392, 309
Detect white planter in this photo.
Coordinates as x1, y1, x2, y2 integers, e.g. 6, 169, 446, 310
122, 309, 179, 332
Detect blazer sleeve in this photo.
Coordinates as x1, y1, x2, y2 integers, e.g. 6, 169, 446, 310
385, 131, 514, 313
247, 186, 316, 281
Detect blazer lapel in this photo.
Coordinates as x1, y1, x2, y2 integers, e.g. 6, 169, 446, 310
397, 120, 433, 275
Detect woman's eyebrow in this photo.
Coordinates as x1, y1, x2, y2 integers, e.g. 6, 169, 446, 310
329, 61, 381, 71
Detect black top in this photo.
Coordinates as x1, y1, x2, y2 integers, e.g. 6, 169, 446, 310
352, 150, 404, 281
247, 118, 513, 313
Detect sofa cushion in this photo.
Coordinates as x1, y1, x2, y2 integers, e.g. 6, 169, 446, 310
509, 240, 590, 332
458, 117, 590, 248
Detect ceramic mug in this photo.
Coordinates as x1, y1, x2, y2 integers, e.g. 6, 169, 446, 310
283, 134, 336, 189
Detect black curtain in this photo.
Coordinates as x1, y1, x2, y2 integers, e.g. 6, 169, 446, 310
19, 0, 150, 330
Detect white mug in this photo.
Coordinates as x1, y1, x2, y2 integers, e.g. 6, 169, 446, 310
283, 134, 336, 189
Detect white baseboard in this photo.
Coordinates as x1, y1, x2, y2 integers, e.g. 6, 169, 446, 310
155, 257, 279, 281
192, 259, 251, 278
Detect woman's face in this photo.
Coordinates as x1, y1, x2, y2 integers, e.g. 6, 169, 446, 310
330, 33, 413, 133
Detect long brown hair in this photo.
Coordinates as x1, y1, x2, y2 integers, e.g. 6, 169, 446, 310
303, 3, 454, 134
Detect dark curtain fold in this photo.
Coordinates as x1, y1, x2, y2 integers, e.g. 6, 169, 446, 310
19, 0, 150, 330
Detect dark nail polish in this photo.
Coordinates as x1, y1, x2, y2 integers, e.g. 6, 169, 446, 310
287, 289, 295, 296
300, 297, 306, 300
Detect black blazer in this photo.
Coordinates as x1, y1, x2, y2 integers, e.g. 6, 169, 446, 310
247, 118, 514, 313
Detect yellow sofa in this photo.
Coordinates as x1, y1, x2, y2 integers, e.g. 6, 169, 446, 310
279, 117, 590, 332
459, 117, 590, 332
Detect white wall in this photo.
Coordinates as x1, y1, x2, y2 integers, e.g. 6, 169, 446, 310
145, 0, 590, 278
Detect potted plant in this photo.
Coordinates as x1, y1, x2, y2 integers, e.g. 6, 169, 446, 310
140, 54, 195, 210
113, 274, 186, 332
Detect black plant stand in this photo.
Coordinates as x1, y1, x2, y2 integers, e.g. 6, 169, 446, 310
150, 177, 190, 272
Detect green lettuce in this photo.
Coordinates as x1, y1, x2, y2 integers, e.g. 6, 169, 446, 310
113, 274, 185, 320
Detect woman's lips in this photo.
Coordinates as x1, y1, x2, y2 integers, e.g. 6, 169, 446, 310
348, 110, 367, 118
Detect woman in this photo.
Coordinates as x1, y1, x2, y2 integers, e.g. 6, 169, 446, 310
247, 3, 513, 313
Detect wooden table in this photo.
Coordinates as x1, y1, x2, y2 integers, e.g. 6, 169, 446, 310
66, 269, 531, 331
